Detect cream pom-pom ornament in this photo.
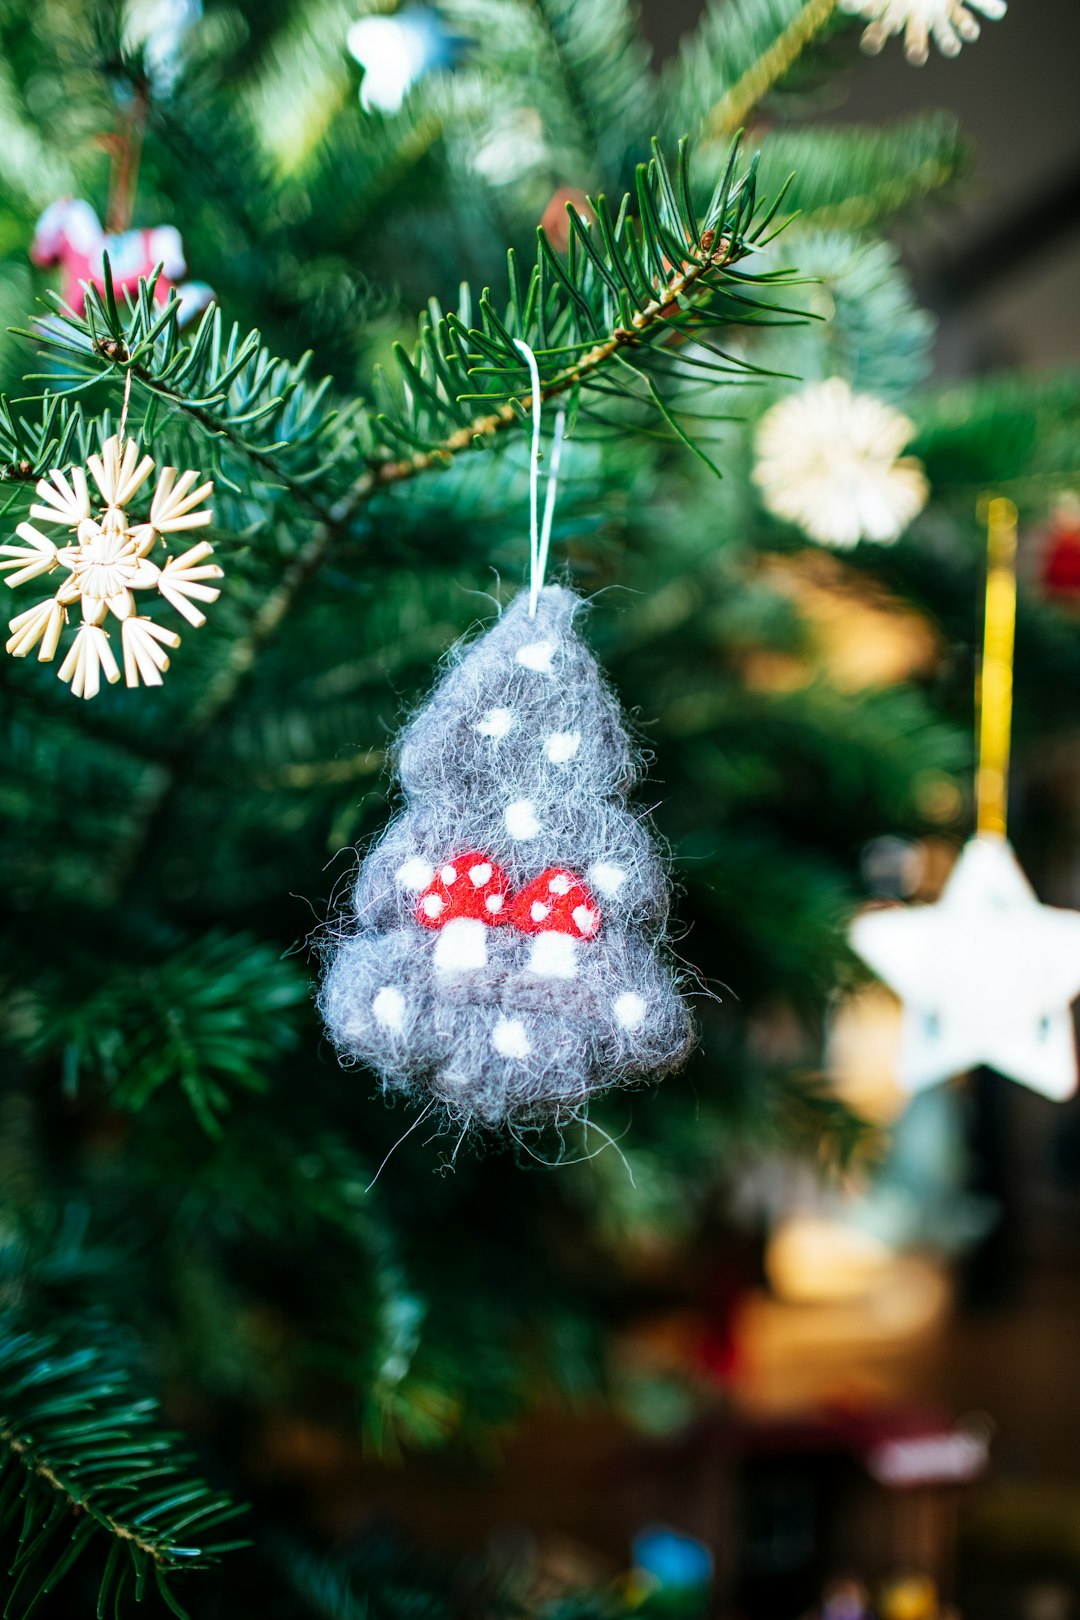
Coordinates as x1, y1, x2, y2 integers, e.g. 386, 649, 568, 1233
752, 377, 928, 549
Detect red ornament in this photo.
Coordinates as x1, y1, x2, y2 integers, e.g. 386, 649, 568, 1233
30, 199, 211, 323
1040, 499, 1080, 601
539, 187, 593, 255
508, 868, 600, 938
416, 854, 512, 929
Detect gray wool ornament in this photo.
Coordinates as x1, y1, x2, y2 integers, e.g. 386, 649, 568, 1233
320, 582, 695, 1130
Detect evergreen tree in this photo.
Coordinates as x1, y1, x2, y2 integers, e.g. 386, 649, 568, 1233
0, 1, 1076, 1614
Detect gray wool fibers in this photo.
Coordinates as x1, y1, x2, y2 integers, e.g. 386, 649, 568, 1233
319, 584, 694, 1129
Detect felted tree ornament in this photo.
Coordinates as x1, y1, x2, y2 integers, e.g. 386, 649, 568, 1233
320, 583, 694, 1130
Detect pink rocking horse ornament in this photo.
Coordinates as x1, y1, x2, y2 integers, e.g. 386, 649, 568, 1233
30, 199, 213, 325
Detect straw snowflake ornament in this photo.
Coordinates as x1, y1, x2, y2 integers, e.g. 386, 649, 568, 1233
1, 435, 218, 698
840, 0, 1006, 63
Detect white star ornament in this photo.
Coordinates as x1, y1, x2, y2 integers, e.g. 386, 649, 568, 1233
850, 836, 1080, 1101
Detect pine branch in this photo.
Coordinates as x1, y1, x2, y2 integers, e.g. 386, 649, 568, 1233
752, 114, 968, 228
0, 395, 83, 501
533, 0, 652, 165
445, 0, 654, 186
913, 367, 1080, 494
667, 0, 851, 145
13, 138, 790, 513
156, 33, 467, 283
17, 296, 352, 530
0, 138, 801, 897
710, 0, 843, 136
752, 228, 935, 401
22, 932, 307, 1136
0, 1323, 245, 1618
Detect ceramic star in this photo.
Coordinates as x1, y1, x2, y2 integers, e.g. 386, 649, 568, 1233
850, 836, 1080, 1101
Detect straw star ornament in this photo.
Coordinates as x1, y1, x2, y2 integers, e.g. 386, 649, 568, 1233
839, 0, 1006, 63
1, 435, 219, 698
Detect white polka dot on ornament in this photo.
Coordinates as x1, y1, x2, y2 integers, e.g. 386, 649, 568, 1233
372, 986, 407, 1031
516, 641, 555, 672
396, 856, 434, 891
492, 1016, 531, 1059
476, 707, 514, 738
544, 730, 580, 763
504, 799, 540, 840
588, 862, 626, 897
614, 992, 646, 1030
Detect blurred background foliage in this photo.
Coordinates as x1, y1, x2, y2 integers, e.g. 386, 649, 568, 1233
0, 0, 1079, 1615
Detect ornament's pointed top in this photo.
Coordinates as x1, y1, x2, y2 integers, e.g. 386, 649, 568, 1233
941, 834, 1036, 910
397, 583, 634, 811
489, 582, 583, 652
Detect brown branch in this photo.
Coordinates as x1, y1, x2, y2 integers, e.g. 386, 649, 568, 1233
705, 0, 844, 139
93, 339, 343, 529
116, 234, 730, 517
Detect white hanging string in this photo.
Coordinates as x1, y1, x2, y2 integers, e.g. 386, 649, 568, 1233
513, 339, 567, 617
539, 403, 567, 607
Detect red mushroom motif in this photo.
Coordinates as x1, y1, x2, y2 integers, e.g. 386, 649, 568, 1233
508, 868, 601, 939
416, 853, 513, 929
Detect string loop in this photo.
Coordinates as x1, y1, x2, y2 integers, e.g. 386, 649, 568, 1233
513, 340, 567, 616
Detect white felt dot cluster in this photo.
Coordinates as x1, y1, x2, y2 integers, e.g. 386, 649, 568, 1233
371, 981, 648, 1050
471, 637, 639, 1007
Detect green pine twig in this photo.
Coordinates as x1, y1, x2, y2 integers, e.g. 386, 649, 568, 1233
0, 1325, 245, 1619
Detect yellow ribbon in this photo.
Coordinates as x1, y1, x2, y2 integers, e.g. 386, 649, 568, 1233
975, 496, 1019, 839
